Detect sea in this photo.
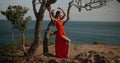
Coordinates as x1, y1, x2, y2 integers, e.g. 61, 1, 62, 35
0, 19, 120, 45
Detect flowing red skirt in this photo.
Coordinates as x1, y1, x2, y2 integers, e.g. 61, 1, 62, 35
55, 34, 68, 58
55, 20, 69, 58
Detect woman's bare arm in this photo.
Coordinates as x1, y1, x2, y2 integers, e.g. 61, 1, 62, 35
49, 9, 56, 22
58, 7, 66, 20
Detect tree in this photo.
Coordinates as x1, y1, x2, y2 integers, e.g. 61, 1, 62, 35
27, 0, 58, 56
27, 0, 48, 56
18, 16, 32, 54
1, 5, 31, 54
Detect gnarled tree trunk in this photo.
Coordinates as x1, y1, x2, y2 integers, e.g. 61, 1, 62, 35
27, 0, 47, 56
43, 8, 55, 55
21, 31, 26, 54
43, 21, 55, 56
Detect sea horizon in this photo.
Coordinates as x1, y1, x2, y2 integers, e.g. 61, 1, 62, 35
0, 19, 120, 45
1, 19, 120, 22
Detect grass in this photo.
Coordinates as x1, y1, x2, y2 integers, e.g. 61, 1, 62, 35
16, 38, 33, 50
0, 38, 34, 63
48, 41, 55, 46
92, 40, 107, 45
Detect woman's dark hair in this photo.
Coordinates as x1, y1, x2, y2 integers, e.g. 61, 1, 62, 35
54, 11, 61, 18
50, 11, 61, 26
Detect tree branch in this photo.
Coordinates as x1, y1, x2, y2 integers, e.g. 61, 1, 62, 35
63, 0, 73, 26
39, 0, 42, 3
117, 0, 120, 3
37, 0, 47, 20
36, 0, 42, 4
32, 0, 38, 18
63, 0, 108, 25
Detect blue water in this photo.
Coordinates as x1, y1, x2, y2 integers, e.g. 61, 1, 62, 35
0, 20, 120, 45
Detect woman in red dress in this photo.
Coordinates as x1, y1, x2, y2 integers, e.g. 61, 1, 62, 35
49, 7, 71, 58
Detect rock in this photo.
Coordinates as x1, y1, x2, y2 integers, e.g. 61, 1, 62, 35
48, 59, 59, 63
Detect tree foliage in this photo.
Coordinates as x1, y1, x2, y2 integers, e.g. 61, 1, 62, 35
1, 5, 32, 31
1, 5, 32, 54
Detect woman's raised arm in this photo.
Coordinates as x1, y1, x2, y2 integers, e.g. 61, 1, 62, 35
58, 7, 66, 20
49, 9, 56, 22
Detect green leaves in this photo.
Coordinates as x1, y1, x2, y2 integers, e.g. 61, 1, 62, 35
117, 0, 120, 3
1, 5, 32, 32
1, 11, 6, 15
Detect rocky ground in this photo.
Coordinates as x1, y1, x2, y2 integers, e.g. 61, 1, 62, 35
0, 44, 120, 63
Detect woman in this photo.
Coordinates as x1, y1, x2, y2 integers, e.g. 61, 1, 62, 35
49, 7, 71, 58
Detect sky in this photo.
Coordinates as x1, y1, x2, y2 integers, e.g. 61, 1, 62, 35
0, 0, 120, 22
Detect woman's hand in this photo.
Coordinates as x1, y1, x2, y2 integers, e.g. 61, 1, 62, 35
51, 9, 55, 13
57, 7, 62, 10
49, 9, 56, 22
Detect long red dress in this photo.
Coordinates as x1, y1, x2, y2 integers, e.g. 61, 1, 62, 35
55, 20, 68, 58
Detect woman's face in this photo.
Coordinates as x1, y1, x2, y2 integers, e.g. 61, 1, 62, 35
57, 13, 62, 18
